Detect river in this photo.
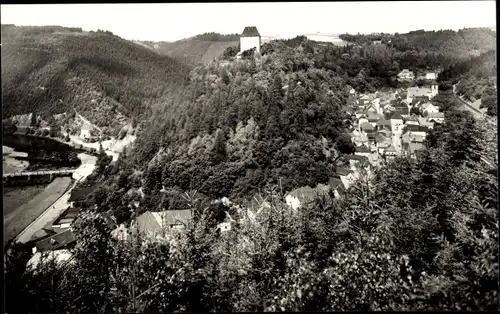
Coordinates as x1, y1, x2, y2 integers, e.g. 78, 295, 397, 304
3, 134, 82, 171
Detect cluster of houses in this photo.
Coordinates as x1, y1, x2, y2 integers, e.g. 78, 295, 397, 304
348, 73, 444, 166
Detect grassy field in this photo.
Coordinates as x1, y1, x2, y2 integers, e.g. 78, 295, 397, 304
3, 177, 72, 247
3, 185, 48, 216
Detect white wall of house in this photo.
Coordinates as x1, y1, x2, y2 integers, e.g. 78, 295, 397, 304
240, 36, 261, 53
80, 128, 91, 139
423, 104, 439, 114
426, 73, 437, 80
431, 84, 439, 98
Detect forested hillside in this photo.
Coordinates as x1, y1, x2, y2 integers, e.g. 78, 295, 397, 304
1, 25, 190, 132
140, 33, 240, 66
71, 39, 357, 223
340, 28, 496, 60
438, 49, 497, 115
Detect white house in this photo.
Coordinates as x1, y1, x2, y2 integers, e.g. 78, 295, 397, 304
406, 82, 438, 103
397, 69, 415, 81
240, 26, 261, 54
422, 102, 440, 115
426, 72, 437, 80
80, 123, 92, 139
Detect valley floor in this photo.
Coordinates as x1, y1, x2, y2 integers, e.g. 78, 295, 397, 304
4, 177, 72, 247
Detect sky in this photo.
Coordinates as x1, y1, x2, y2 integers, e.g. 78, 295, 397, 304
1, 1, 496, 42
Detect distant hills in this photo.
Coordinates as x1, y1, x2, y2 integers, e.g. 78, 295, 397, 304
138, 32, 240, 66
1, 24, 190, 133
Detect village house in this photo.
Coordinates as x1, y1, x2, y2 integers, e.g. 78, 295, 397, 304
426, 72, 437, 80
376, 116, 392, 133
372, 39, 383, 45
397, 69, 415, 81
352, 131, 369, 146
421, 102, 440, 115
355, 144, 371, 157
418, 117, 435, 129
348, 154, 371, 169
80, 122, 92, 139
239, 26, 261, 54
375, 133, 392, 155
34, 229, 76, 253
111, 210, 193, 241
406, 81, 439, 103
408, 142, 425, 159
367, 112, 382, 127
387, 112, 404, 134
383, 145, 398, 160
360, 121, 375, 134
427, 112, 445, 124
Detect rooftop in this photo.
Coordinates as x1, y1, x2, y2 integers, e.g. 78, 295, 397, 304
336, 166, 353, 177
241, 26, 260, 37
361, 122, 375, 131
35, 229, 76, 252
407, 86, 432, 98
427, 112, 445, 118
329, 177, 346, 194
409, 142, 425, 154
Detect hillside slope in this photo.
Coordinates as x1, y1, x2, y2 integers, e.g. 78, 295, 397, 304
340, 28, 496, 60
140, 33, 239, 66
1, 25, 191, 134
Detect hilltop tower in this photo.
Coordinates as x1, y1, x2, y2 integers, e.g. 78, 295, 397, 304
240, 26, 261, 54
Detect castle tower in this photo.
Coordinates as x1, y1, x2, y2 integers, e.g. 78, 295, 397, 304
240, 26, 261, 54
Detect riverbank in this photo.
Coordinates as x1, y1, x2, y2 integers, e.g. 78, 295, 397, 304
14, 153, 97, 244
3, 145, 29, 173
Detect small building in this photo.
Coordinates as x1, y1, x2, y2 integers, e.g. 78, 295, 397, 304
422, 102, 440, 115
348, 154, 370, 168
425, 72, 437, 80
367, 112, 382, 125
418, 117, 435, 129
427, 112, 445, 124
80, 123, 92, 139
407, 82, 438, 103
384, 145, 398, 160
376, 117, 392, 131
360, 122, 375, 133
336, 166, 354, 177
355, 144, 371, 157
240, 26, 261, 54
372, 39, 383, 45
216, 222, 232, 233
397, 69, 415, 81
388, 112, 404, 134
35, 229, 76, 253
